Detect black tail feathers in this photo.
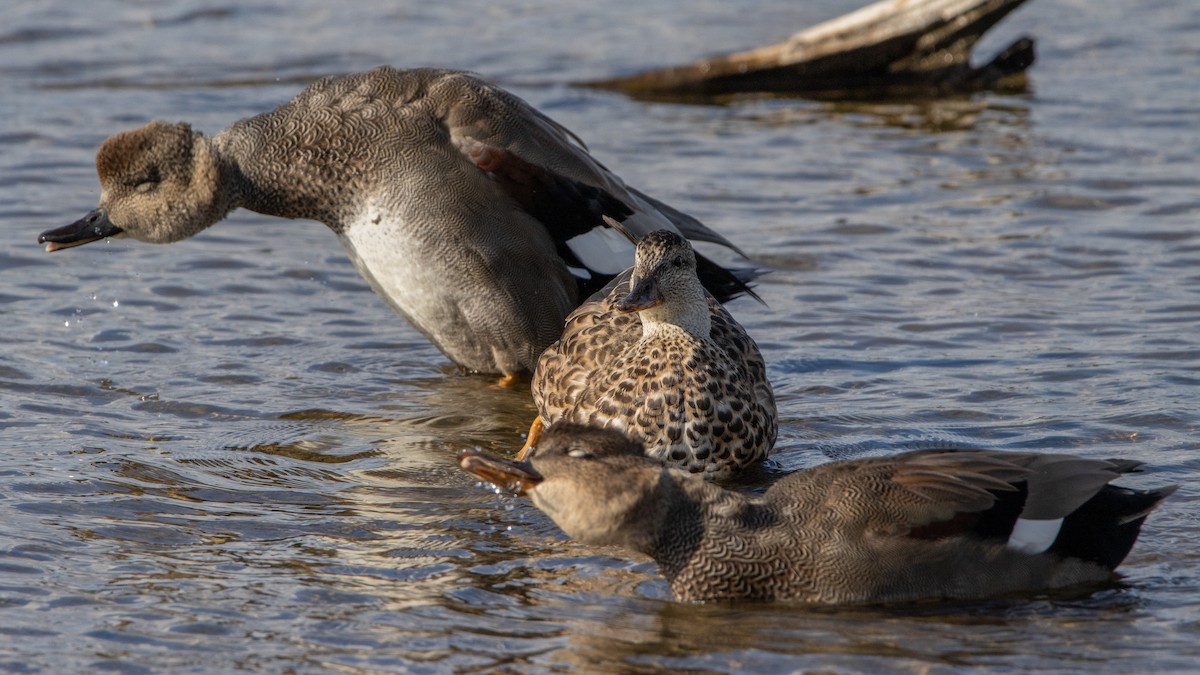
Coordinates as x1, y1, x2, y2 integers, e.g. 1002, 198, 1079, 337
1051, 483, 1176, 570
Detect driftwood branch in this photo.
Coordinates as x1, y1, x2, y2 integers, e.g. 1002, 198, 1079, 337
582, 0, 1035, 101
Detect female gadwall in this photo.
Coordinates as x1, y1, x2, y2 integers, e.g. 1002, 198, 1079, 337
461, 423, 1175, 604
39, 67, 755, 378
524, 229, 775, 478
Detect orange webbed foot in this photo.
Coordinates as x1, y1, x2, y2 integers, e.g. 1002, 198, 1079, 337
515, 417, 545, 461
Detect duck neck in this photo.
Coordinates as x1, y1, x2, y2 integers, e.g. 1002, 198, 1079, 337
212, 127, 333, 224
193, 134, 241, 226
646, 474, 749, 587
650, 474, 780, 602
638, 285, 712, 339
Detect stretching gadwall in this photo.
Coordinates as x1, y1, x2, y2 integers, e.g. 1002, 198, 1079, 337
39, 67, 756, 377
524, 229, 775, 478
461, 423, 1175, 604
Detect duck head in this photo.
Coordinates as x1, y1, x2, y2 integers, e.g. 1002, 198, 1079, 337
616, 229, 711, 336
459, 423, 674, 552
40, 121, 231, 251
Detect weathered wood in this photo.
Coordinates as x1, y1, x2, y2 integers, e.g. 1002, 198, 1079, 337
583, 0, 1035, 101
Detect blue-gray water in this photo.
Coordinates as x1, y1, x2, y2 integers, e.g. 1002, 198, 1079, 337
4, 0, 1200, 672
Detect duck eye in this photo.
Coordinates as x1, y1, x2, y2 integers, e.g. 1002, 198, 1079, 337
671, 256, 684, 268
567, 449, 592, 459
129, 167, 162, 193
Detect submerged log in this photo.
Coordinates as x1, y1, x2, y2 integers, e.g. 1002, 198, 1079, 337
583, 0, 1035, 101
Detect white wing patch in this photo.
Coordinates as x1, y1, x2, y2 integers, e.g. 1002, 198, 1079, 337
566, 227, 635, 275
1007, 517, 1065, 554
565, 265, 592, 280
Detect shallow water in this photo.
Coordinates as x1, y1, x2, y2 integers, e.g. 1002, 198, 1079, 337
4, 0, 1200, 671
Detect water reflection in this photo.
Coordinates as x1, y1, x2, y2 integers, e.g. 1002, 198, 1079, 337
4, 0, 1200, 672
741, 96, 1033, 133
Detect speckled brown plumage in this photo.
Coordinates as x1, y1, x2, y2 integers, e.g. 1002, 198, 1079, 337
532, 230, 776, 478
41, 67, 758, 376
460, 424, 1176, 604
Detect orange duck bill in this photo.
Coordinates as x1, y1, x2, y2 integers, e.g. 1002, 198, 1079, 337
458, 448, 543, 495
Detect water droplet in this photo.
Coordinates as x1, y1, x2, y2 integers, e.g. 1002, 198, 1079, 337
112, 300, 119, 308
64, 320, 70, 327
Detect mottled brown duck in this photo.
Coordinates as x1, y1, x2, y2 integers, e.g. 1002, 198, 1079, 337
526, 229, 776, 479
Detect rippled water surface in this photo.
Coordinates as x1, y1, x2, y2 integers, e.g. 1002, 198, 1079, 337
4, 0, 1200, 671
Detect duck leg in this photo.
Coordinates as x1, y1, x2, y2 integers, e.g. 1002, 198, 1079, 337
515, 416, 544, 460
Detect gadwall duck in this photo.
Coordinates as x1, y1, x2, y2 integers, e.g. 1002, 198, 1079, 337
39, 67, 756, 378
461, 423, 1175, 604
524, 229, 776, 478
